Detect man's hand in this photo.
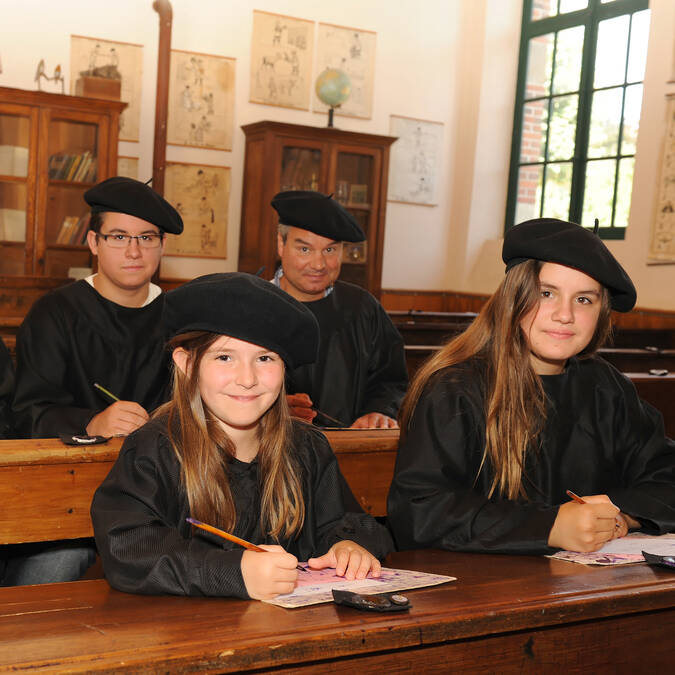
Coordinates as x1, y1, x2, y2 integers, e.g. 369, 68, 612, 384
86, 401, 149, 437
287, 393, 317, 422
350, 412, 398, 429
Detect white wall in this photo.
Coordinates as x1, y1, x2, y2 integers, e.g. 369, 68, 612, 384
0, 0, 672, 309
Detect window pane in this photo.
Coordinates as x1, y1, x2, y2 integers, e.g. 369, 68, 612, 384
621, 84, 643, 155
627, 10, 650, 83
582, 159, 616, 227
526, 33, 554, 99
547, 94, 578, 160
614, 157, 634, 227
594, 15, 630, 89
516, 165, 544, 223
531, 0, 558, 21
559, 0, 588, 15
588, 87, 623, 158
520, 100, 549, 163
543, 162, 572, 219
552, 26, 585, 94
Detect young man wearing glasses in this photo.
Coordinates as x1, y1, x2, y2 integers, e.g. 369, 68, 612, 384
12, 177, 183, 440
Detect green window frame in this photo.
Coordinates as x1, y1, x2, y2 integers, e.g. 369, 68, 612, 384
505, 0, 650, 239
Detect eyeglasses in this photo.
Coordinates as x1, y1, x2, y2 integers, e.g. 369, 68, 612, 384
98, 233, 164, 249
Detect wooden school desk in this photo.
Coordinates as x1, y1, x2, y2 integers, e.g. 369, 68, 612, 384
0, 549, 674, 672
0, 429, 399, 545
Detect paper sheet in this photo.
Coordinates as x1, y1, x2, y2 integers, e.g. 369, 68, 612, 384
548, 533, 675, 565
264, 566, 456, 608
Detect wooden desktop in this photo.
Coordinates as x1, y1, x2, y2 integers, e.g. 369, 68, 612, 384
0, 549, 673, 672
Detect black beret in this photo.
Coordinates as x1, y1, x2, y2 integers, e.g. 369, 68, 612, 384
163, 273, 319, 369
502, 218, 636, 312
271, 190, 365, 242
84, 177, 183, 234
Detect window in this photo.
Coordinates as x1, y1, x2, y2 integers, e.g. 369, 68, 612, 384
505, 0, 650, 238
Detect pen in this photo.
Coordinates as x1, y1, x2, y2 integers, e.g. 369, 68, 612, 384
186, 518, 306, 572
94, 382, 120, 403
566, 490, 621, 529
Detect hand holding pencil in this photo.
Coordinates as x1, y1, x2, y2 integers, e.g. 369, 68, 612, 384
548, 492, 624, 552
187, 518, 304, 601
87, 382, 149, 437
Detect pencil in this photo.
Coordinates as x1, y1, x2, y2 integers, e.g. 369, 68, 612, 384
565, 490, 586, 504
186, 518, 306, 571
94, 382, 120, 403
313, 407, 346, 427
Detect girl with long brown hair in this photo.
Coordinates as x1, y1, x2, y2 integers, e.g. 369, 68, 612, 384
388, 218, 675, 554
92, 273, 391, 600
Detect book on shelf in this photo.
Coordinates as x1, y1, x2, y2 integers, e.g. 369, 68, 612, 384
71, 212, 91, 245
55, 216, 79, 244
47, 150, 97, 182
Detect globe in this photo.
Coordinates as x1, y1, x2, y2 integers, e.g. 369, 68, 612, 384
315, 68, 351, 108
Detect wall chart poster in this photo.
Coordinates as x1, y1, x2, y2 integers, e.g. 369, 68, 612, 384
649, 94, 675, 263
168, 49, 235, 151
250, 10, 314, 110
117, 156, 138, 180
70, 35, 143, 142
163, 162, 230, 259
313, 23, 376, 120
388, 115, 444, 206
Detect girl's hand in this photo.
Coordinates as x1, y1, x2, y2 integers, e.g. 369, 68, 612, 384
548, 494, 621, 552
241, 545, 299, 600
307, 540, 381, 580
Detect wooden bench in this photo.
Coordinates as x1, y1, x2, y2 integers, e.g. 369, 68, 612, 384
0, 429, 399, 546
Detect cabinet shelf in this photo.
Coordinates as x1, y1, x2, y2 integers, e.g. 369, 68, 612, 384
0, 86, 125, 277
48, 179, 97, 189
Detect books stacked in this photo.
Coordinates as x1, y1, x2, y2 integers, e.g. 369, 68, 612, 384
54, 212, 90, 245
48, 151, 97, 182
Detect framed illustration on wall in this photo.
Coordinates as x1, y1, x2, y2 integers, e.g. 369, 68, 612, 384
163, 162, 230, 259
388, 115, 444, 206
117, 156, 138, 180
312, 23, 376, 120
649, 94, 675, 264
70, 35, 143, 142
250, 10, 314, 110
167, 49, 235, 151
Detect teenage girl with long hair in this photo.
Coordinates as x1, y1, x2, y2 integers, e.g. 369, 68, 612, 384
92, 273, 391, 599
388, 218, 675, 554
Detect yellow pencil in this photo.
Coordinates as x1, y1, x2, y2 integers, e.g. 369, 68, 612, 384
186, 518, 306, 571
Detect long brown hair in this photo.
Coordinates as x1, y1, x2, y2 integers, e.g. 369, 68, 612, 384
399, 260, 612, 500
154, 331, 305, 539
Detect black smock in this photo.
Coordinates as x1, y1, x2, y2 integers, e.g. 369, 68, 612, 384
387, 357, 675, 555
286, 281, 408, 427
12, 280, 170, 438
91, 419, 394, 597
0, 337, 14, 439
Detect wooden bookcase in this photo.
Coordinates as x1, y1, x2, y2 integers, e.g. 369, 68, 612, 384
0, 86, 126, 277
238, 120, 396, 297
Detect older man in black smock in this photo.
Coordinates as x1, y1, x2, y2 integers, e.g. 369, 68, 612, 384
271, 190, 407, 429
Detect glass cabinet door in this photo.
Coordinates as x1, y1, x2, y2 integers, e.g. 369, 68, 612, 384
43, 117, 97, 276
279, 146, 322, 191
0, 111, 31, 275
334, 151, 374, 287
